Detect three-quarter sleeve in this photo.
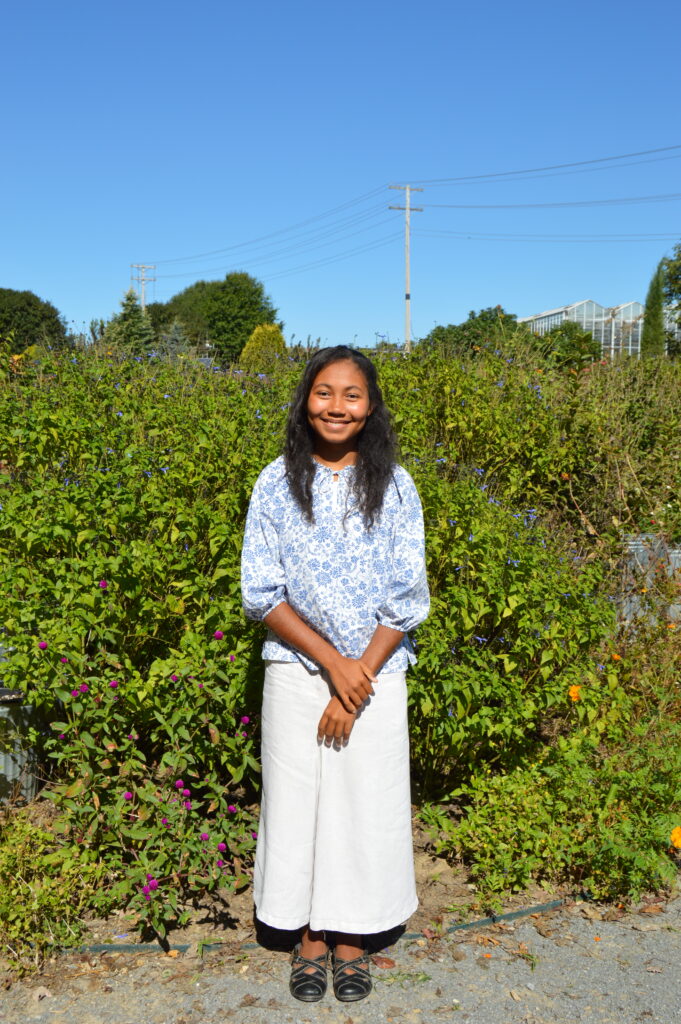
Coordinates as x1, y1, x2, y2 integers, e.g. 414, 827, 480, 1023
241, 472, 287, 621
376, 470, 430, 633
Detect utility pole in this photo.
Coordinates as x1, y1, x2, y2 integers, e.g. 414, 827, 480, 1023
130, 264, 156, 311
389, 185, 423, 353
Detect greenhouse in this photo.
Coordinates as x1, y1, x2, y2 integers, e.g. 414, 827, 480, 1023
519, 299, 681, 357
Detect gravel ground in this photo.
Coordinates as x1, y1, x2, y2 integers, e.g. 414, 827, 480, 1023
2, 896, 680, 1024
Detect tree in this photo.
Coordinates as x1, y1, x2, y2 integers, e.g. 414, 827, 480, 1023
661, 243, 681, 358
662, 242, 681, 318
159, 318, 192, 358
240, 323, 287, 371
0, 288, 68, 354
420, 306, 521, 356
103, 290, 155, 354
158, 272, 280, 362
640, 260, 666, 358
541, 320, 601, 368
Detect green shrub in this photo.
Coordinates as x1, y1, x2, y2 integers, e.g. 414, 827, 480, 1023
239, 323, 287, 371
0, 812, 110, 972
0, 343, 679, 949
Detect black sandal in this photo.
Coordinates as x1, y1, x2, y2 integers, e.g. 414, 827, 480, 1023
332, 951, 372, 1002
289, 946, 329, 1002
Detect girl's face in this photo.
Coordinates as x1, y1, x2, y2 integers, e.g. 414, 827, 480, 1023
306, 359, 372, 455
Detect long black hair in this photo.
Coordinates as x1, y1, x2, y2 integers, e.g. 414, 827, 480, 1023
284, 346, 397, 527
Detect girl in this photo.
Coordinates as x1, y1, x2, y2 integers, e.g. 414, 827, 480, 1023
241, 346, 429, 1003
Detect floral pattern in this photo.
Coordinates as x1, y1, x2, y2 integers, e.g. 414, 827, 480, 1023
241, 456, 430, 672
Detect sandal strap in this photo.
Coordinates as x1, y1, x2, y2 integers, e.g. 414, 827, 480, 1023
334, 953, 369, 973
291, 950, 328, 977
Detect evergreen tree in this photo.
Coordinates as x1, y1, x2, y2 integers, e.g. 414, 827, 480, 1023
640, 261, 666, 358
240, 323, 287, 371
103, 290, 155, 354
159, 318, 191, 357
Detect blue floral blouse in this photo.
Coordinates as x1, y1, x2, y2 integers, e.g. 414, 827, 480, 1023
241, 456, 430, 673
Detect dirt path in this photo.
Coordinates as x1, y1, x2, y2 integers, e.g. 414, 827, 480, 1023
4, 888, 680, 1024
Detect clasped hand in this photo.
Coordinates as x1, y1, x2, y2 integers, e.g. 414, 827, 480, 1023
317, 655, 376, 744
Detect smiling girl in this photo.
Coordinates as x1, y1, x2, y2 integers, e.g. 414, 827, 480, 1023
241, 346, 429, 1003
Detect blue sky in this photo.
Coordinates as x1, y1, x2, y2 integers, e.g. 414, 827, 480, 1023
2, 0, 680, 347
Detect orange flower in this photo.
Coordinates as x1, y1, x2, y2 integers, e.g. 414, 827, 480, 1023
568, 685, 582, 702
594, 936, 601, 942
671, 826, 681, 849
668, 623, 677, 630
611, 653, 622, 661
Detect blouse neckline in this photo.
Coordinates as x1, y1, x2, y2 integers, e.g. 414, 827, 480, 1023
311, 457, 355, 475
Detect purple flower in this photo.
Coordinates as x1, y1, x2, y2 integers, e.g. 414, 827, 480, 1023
216, 859, 224, 867
200, 832, 209, 841
109, 679, 119, 688
58, 733, 66, 739
60, 657, 69, 663
123, 791, 133, 801
161, 817, 169, 825
182, 788, 190, 797
241, 732, 247, 738
198, 682, 204, 689
148, 878, 159, 891
175, 779, 184, 789
99, 579, 108, 589
251, 831, 258, 839
143, 892, 151, 902
228, 805, 236, 814
229, 654, 235, 663
213, 630, 224, 640
217, 842, 226, 852
184, 800, 192, 810
170, 674, 178, 682
38, 641, 48, 650
240, 716, 250, 725
79, 683, 89, 693
71, 689, 79, 697
142, 884, 150, 895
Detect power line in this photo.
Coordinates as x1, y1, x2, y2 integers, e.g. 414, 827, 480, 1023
154, 232, 403, 297
422, 192, 681, 210
264, 232, 403, 282
148, 186, 387, 265
155, 208, 396, 280
410, 144, 681, 185
422, 154, 681, 189
415, 230, 679, 244
415, 229, 679, 241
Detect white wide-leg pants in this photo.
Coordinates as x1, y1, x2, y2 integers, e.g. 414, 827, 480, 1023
254, 660, 418, 935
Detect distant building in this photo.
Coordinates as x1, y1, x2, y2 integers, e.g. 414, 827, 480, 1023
518, 299, 681, 357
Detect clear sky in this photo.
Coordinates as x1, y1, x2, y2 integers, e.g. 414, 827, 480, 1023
2, 0, 680, 347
